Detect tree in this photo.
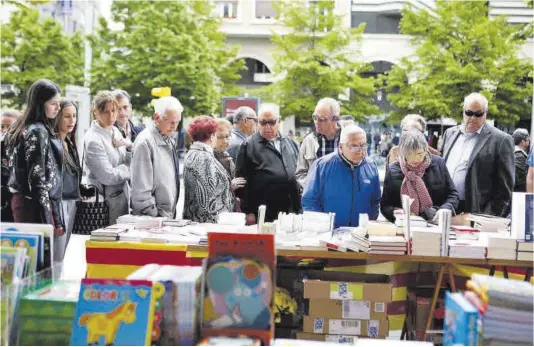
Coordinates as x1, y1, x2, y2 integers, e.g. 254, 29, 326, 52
1, 5, 85, 107
89, 0, 244, 116
383, 1, 533, 124
257, 0, 379, 121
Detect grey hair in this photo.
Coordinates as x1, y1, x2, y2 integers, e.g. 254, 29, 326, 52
233, 106, 256, 124
154, 96, 183, 118
339, 115, 355, 122
258, 103, 280, 119
400, 114, 426, 132
316, 97, 340, 117
111, 89, 131, 102
398, 129, 428, 157
512, 128, 529, 146
464, 92, 488, 112
340, 124, 366, 144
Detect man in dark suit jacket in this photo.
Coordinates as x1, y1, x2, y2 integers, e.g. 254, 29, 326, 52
512, 128, 530, 192
440, 92, 514, 217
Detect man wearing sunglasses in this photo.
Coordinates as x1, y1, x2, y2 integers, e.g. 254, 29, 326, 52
302, 125, 381, 228
296, 98, 341, 187
228, 106, 258, 162
235, 104, 301, 224
441, 92, 514, 217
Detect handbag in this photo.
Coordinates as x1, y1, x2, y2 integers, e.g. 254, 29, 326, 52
71, 145, 110, 235
62, 168, 81, 200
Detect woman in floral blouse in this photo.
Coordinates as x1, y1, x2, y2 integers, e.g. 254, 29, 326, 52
7, 79, 64, 236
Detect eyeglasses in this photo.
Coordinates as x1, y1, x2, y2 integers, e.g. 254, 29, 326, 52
259, 120, 278, 126
464, 109, 485, 118
345, 144, 368, 152
217, 134, 230, 140
312, 114, 337, 122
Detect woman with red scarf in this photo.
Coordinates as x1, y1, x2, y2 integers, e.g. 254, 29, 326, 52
381, 129, 459, 222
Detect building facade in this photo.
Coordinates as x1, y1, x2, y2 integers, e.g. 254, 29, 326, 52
216, 0, 533, 123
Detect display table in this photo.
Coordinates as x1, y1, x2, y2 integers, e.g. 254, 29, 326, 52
85, 240, 533, 339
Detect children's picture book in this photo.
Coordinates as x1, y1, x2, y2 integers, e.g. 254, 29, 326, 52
444, 292, 479, 346
1, 223, 54, 272
0, 233, 40, 278
201, 232, 276, 345
70, 279, 164, 346
1, 246, 26, 283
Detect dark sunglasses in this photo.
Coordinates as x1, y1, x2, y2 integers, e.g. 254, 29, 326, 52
464, 109, 485, 118
259, 120, 278, 126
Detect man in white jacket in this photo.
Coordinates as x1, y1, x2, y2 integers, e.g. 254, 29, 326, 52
131, 97, 183, 218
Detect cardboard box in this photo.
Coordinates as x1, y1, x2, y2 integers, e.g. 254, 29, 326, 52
296, 332, 360, 343
308, 299, 388, 320
304, 280, 392, 302
303, 316, 389, 338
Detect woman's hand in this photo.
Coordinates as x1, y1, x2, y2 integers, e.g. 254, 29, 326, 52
231, 177, 246, 192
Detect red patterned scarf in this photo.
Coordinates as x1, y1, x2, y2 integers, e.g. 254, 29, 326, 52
399, 155, 433, 215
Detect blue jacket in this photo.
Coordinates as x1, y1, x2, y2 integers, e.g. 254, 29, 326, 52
302, 150, 381, 228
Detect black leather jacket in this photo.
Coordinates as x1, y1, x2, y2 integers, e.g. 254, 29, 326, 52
8, 122, 64, 229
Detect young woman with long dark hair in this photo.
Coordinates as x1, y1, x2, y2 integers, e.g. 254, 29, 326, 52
7, 79, 64, 236
53, 100, 95, 264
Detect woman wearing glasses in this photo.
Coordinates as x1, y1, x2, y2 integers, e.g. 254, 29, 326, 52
183, 116, 235, 223
381, 129, 459, 223
386, 114, 440, 168
214, 118, 246, 211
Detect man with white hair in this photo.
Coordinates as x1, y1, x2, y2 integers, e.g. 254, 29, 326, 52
228, 106, 258, 161
302, 125, 381, 228
235, 104, 300, 223
296, 98, 341, 187
131, 96, 183, 218
441, 92, 514, 216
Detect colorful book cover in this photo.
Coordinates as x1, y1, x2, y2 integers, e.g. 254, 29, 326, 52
444, 292, 479, 346
1, 223, 54, 272
0, 233, 40, 277
0, 246, 26, 283
70, 279, 164, 346
201, 233, 275, 345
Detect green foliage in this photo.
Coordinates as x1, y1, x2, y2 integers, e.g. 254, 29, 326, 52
1, 5, 84, 107
257, 0, 379, 121
89, 0, 244, 116
383, 0, 533, 124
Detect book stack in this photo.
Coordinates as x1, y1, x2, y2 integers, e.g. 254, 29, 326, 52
517, 241, 534, 261
443, 292, 479, 346
128, 264, 202, 346
17, 281, 80, 346
116, 214, 167, 228
448, 239, 486, 259
410, 227, 441, 256
368, 236, 406, 255
468, 214, 510, 233
465, 274, 533, 346
366, 221, 397, 236
90, 225, 129, 241
394, 215, 428, 236
484, 233, 517, 260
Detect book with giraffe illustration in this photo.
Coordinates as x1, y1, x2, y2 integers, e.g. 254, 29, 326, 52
70, 278, 164, 346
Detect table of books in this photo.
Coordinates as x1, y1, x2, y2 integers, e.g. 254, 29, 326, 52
84, 240, 533, 337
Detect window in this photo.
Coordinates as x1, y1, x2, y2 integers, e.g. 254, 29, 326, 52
215, 0, 238, 19
255, 0, 277, 19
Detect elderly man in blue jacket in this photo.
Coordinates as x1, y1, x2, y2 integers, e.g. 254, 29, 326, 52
302, 124, 381, 228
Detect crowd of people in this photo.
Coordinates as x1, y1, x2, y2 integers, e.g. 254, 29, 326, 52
1, 79, 534, 270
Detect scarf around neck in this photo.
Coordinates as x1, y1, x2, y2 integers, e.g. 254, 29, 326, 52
399, 154, 433, 215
